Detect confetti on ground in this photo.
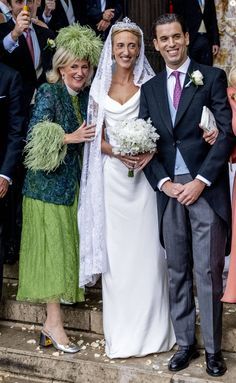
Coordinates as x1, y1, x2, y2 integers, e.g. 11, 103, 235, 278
77, 340, 84, 346
145, 359, 152, 366
27, 339, 36, 344
91, 342, 99, 348
52, 351, 60, 356
94, 353, 101, 358
195, 363, 203, 368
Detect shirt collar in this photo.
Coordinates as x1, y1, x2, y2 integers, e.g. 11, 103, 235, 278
65, 84, 79, 96
166, 57, 191, 79
0, 1, 10, 14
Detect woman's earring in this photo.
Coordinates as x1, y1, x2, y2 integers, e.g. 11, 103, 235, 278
112, 55, 116, 65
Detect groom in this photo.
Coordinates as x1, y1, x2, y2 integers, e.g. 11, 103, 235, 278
139, 13, 235, 377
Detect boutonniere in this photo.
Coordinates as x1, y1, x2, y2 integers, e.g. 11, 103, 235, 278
185, 70, 204, 88
231, 92, 236, 101
44, 38, 56, 51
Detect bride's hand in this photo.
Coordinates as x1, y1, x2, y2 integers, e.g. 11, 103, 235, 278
114, 154, 140, 169
136, 152, 156, 170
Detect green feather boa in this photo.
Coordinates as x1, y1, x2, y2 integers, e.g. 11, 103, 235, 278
56, 24, 103, 66
24, 121, 67, 172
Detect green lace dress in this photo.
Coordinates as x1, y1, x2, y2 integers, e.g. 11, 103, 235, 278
17, 83, 88, 303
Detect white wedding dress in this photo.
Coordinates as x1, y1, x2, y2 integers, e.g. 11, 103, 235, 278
102, 90, 176, 359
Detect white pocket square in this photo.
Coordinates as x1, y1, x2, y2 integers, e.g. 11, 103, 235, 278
0, 95, 6, 99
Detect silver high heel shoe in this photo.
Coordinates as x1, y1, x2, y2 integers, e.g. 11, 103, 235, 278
39, 329, 80, 353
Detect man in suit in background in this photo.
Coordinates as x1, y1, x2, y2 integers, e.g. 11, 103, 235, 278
0, 0, 54, 264
86, 0, 122, 40
0, 0, 54, 113
0, 62, 24, 296
172, 0, 220, 65
38, 0, 86, 34
139, 13, 234, 377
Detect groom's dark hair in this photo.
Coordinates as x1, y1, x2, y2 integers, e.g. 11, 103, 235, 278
152, 13, 187, 38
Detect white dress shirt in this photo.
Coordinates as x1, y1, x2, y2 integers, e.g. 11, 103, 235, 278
100, 0, 106, 12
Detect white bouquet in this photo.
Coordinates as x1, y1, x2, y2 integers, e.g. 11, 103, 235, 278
110, 118, 159, 177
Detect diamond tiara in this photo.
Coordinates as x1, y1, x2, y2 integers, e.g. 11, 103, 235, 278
112, 17, 142, 34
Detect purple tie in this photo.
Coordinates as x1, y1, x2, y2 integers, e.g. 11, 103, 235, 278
25, 29, 35, 64
172, 71, 182, 109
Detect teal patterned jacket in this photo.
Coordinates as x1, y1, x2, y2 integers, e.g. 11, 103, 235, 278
23, 82, 89, 205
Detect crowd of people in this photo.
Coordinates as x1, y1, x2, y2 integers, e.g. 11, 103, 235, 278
0, 0, 236, 379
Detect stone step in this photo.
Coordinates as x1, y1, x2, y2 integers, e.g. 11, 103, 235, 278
3, 264, 19, 281
1, 281, 236, 354
0, 371, 59, 383
0, 281, 103, 335
0, 323, 235, 383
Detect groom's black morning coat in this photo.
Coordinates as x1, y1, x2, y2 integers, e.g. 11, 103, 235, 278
139, 60, 235, 248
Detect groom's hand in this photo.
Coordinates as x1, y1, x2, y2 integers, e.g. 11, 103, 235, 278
177, 179, 205, 206
162, 181, 184, 198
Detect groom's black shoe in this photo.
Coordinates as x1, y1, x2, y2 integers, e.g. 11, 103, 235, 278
205, 351, 227, 377
168, 345, 200, 372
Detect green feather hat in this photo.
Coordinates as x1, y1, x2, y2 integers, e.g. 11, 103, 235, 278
55, 24, 103, 66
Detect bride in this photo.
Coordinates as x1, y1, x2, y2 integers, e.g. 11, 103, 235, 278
78, 18, 176, 359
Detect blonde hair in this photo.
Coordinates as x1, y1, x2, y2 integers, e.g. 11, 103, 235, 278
111, 28, 142, 47
46, 46, 94, 88
228, 66, 236, 87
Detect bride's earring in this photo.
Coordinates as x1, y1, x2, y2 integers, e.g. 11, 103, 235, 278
112, 55, 116, 65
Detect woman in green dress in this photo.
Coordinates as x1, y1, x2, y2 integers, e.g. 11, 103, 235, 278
17, 24, 102, 353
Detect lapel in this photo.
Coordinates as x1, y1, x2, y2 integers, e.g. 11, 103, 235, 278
154, 71, 173, 136
33, 24, 46, 51
174, 60, 199, 128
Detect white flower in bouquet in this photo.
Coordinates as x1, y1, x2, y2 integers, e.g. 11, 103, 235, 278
110, 118, 159, 177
